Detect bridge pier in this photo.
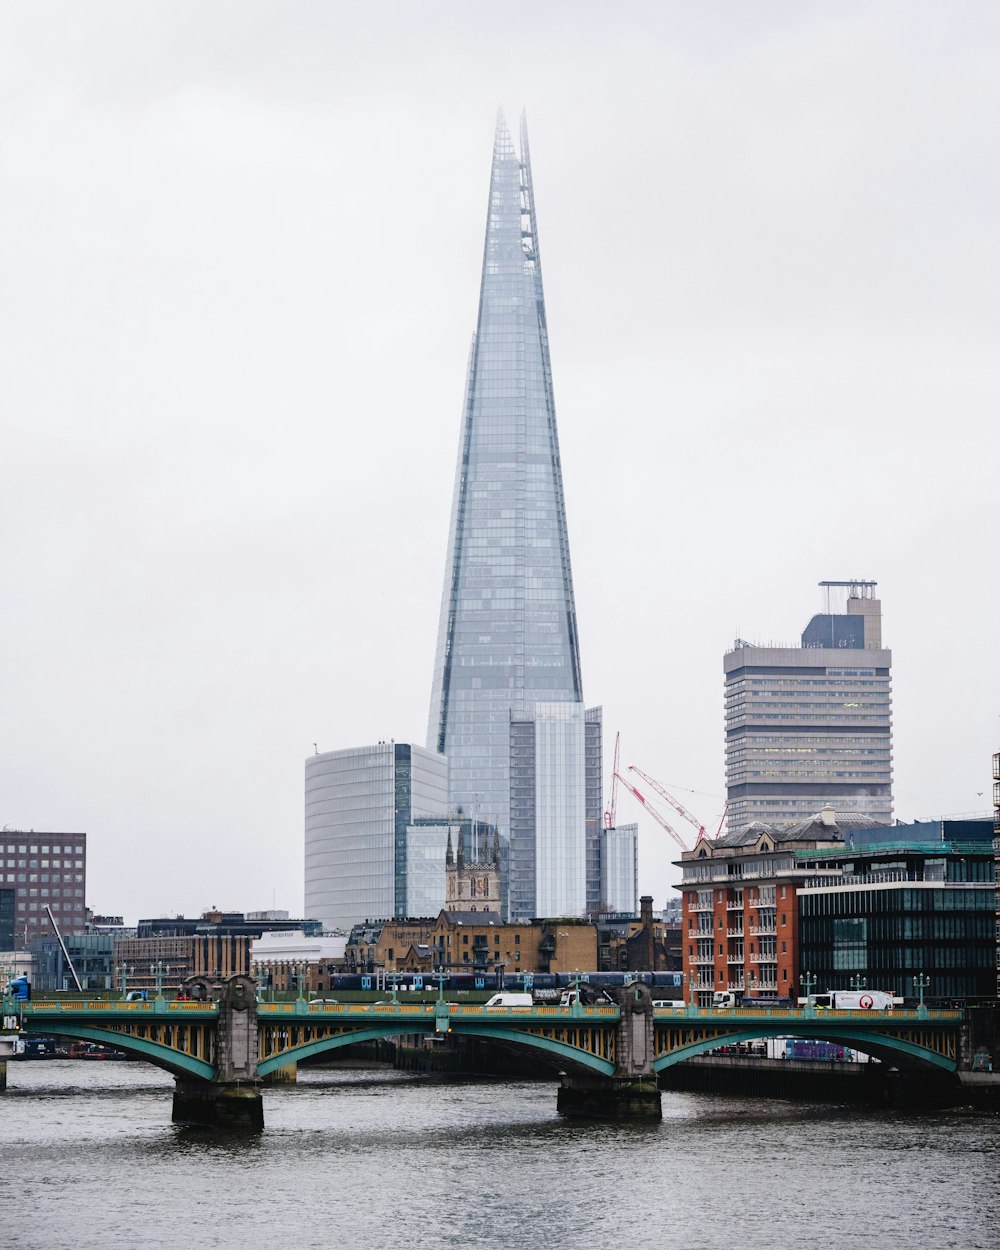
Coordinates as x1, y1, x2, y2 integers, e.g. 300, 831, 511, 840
262, 1062, 297, 1085
172, 1077, 263, 1129
558, 983, 661, 1120
171, 974, 263, 1130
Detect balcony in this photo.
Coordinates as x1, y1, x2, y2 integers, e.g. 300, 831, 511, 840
692, 953, 715, 965
727, 954, 745, 965
726, 926, 744, 937
749, 923, 776, 936
726, 899, 744, 911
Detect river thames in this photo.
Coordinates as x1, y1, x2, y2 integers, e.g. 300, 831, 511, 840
5, 1061, 997, 1250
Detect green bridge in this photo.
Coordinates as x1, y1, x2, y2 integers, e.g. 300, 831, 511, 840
1, 976, 976, 1128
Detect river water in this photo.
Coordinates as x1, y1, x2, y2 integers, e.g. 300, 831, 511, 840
4, 1061, 997, 1250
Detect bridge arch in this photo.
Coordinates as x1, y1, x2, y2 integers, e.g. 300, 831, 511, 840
17, 1021, 215, 1080
258, 1020, 616, 1079
653, 1021, 956, 1073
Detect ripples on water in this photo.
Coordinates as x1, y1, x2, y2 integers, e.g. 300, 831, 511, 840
5, 1061, 997, 1250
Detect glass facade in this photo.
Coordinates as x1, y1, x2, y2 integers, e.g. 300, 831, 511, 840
585, 706, 604, 914
428, 110, 584, 848
509, 701, 600, 920
304, 743, 449, 930
404, 823, 450, 918
533, 702, 587, 917
601, 823, 638, 914
798, 840, 997, 1003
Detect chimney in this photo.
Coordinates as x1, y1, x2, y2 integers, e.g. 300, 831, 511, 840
819, 805, 837, 828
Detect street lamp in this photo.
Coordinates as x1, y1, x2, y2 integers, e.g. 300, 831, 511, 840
153, 960, 171, 1004
802, 970, 817, 1015
913, 973, 930, 1017
117, 963, 134, 1000
850, 974, 868, 992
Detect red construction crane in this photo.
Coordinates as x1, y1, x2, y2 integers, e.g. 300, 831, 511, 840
627, 764, 727, 844
603, 732, 621, 829
615, 771, 690, 851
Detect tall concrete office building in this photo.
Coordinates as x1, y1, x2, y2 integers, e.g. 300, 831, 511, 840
428, 111, 599, 916
724, 580, 893, 828
305, 743, 448, 931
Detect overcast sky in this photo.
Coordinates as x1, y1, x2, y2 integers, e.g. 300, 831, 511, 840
2, 2, 997, 925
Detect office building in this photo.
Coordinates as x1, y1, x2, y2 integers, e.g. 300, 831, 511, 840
797, 817, 997, 1001
724, 580, 893, 829
304, 742, 449, 930
427, 112, 602, 918
600, 823, 639, 915
0, 830, 87, 949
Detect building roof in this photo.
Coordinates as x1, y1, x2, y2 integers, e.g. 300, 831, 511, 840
438, 910, 503, 926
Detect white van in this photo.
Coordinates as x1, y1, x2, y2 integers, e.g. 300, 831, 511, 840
483, 992, 533, 1009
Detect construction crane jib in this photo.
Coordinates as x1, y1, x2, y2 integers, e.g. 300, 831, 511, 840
627, 765, 708, 843
615, 771, 690, 852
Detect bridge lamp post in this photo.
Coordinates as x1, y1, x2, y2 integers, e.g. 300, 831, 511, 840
566, 970, 585, 1017
117, 964, 133, 1000
297, 963, 308, 1004
153, 961, 171, 1005
684, 969, 698, 1015
802, 971, 817, 1018
913, 973, 930, 1018
389, 970, 399, 1006
850, 975, 868, 992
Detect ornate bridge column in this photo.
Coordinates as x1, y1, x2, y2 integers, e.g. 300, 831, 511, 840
557, 984, 662, 1120
172, 975, 263, 1130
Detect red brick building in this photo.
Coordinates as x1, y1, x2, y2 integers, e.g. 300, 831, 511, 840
677, 809, 863, 1005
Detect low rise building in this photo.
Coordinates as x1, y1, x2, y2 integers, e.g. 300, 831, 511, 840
596, 896, 679, 973
250, 929, 348, 995
114, 910, 322, 995
345, 912, 598, 977
677, 807, 864, 1005
796, 817, 997, 1002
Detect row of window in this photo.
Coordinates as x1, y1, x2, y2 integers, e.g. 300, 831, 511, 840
3, 874, 84, 884
0, 844, 83, 856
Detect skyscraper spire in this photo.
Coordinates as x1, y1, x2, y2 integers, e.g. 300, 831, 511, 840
428, 111, 584, 844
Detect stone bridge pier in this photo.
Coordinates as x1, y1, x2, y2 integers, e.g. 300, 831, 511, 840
557, 983, 661, 1120
172, 974, 263, 1130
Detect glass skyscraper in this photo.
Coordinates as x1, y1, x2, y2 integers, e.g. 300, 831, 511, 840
428, 111, 594, 917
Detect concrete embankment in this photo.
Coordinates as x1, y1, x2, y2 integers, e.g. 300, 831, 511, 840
660, 1055, 999, 1109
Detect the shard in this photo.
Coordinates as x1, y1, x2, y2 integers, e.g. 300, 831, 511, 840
428, 111, 586, 883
